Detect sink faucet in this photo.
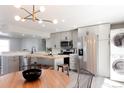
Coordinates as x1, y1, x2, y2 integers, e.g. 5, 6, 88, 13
31, 47, 36, 54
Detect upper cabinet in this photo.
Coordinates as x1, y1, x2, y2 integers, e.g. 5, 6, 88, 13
51, 33, 61, 49
60, 31, 72, 41
72, 30, 78, 48
46, 38, 51, 49
48, 30, 78, 49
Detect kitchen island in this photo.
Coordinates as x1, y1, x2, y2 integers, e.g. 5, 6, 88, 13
0, 52, 69, 75
27, 53, 69, 70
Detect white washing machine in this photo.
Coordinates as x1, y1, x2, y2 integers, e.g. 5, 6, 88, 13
110, 29, 124, 82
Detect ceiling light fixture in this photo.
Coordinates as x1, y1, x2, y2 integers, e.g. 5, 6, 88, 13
14, 5, 58, 24
40, 6, 45, 12
38, 20, 43, 24
21, 18, 26, 22
53, 19, 58, 24
14, 15, 21, 21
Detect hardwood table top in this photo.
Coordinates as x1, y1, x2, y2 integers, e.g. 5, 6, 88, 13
0, 69, 70, 88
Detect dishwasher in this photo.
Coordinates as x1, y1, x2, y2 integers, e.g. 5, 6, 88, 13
0, 56, 1, 75
19, 56, 30, 70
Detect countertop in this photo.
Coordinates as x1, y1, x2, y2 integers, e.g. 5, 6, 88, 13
1, 51, 69, 59
27, 54, 69, 59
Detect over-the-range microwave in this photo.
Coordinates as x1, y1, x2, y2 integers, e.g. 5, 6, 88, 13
60, 41, 73, 48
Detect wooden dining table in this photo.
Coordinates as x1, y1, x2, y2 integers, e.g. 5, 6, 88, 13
0, 69, 70, 88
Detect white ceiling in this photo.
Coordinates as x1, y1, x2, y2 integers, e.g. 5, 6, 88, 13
1, 5, 124, 38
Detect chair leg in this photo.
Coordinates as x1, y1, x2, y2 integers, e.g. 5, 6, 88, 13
67, 67, 69, 76
57, 66, 59, 71
62, 67, 64, 72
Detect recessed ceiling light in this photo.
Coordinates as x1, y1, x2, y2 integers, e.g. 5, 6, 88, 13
14, 15, 21, 21
62, 19, 65, 22
14, 5, 21, 8
73, 25, 78, 28
40, 6, 45, 12
38, 20, 43, 24
53, 19, 58, 24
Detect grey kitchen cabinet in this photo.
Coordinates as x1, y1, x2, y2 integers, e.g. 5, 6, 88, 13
48, 30, 78, 50
61, 31, 72, 41
56, 33, 61, 49
0, 56, 1, 75
51, 33, 58, 48
1, 56, 19, 75
46, 38, 52, 49
69, 54, 78, 70
51, 33, 55, 48
72, 30, 78, 48
51, 33, 61, 49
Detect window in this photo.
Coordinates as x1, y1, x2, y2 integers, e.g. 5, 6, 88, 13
0, 39, 10, 54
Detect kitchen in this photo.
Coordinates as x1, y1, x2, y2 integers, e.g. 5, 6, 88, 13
0, 36, 71, 75
0, 23, 110, 88
0, 5, 124, 88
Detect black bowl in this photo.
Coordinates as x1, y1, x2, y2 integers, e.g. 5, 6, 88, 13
22, 69, 42, 81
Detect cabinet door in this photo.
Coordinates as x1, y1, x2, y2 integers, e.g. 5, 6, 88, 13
97, 40, 110, 77
85, 32, 97, 75
72, 31, 78, 48
51, 33, 61, 49
61, 32, 65, 41
55, 33, 61, 48
61, 32, 71, 41
98, 24, 110, 40
2, 56, 19, 75
46, 38, 51, 48
8, 56, 19, 73
51, 33, 56, 48
1, 56, 9, 75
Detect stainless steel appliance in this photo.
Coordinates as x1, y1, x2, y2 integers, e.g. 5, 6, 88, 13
19, 56, 30, 70
60, 40, 73, 49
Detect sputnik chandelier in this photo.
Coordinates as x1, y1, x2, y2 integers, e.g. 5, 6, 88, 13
14, 5, 58, 24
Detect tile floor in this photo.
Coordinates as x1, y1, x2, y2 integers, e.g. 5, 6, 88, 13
66, 70, 124, 88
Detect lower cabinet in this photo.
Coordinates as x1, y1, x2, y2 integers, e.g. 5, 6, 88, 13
1, 56, 19, 75
69, 54, 78, 70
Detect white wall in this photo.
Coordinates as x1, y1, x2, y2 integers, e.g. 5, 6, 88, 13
21, 38, 44, 51
0, 36, 22, 52
9, 38, 22, 51
0, 36, 46, 52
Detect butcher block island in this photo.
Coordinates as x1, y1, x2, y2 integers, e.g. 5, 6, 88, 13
0, 52, 69, 75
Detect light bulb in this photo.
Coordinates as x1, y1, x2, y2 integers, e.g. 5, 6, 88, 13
40, 6, 45, 12
14, 5, 21, 8
14, 15, 21, 21
21, 19, 26, 22
38, 20, 43, 24
53, 19, 58, 24
62, 19, 65, 22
